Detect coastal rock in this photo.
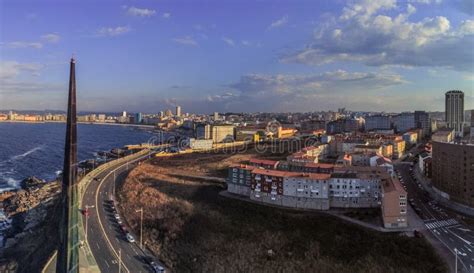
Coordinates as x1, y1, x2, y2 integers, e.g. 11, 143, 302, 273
3, 178, 60, 217
20, 176, 46, 190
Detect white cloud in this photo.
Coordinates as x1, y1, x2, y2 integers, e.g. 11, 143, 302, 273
268, 15, 288, 29
41, 33, 60, 43
222, 37, 235, 47
230, 70, 405, 96
0, 61, 43, 79
162, 13, 171, 19
241, 40, 251, 46
173, 36, 198, 46
198, 70, 408, 112
97, 26, 131, 37
282, 0, 474, 71
193, 24, 205, 31
459, 20, 474, 35
1, 41, 43, 49
125, 6, 156, 17
408, 0, 442, 4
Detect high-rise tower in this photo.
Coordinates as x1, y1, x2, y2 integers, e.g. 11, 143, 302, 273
56, 57, 80, 273
445, 90, 464, 136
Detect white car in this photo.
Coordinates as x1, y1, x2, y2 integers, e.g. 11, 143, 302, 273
114, 213, 120, 220
150, 262, 165, 273
126, 233, 135, 243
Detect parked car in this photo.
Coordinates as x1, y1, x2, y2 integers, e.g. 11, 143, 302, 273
150, 261, 165, 273
120, 224, 128, 233
114, 213, 120, 220
126, 233, 135, 243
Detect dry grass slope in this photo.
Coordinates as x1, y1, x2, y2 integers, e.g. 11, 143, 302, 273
118, 152, 447, 273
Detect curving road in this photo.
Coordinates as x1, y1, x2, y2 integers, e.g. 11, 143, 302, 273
396, 163, 474, 273
82, 151, 165, 273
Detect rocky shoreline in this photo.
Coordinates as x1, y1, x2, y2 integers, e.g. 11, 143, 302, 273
0, 177, 61, 273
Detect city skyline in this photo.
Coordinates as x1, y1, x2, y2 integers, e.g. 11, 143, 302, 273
1, 0, 474, 113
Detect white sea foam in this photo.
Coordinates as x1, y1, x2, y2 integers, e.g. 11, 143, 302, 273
11, 146, 43, 161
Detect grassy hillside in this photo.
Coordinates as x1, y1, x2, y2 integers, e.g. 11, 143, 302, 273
118, 154, 447, 273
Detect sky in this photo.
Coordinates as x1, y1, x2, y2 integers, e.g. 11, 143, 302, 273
0, 0, 473, 114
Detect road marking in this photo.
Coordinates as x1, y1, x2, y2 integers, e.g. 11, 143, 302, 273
104, 260, 110, 268
457, 227, 471, 232
447, 229, 472, 245
96, 242, 100, 250
95, 167, 131, 273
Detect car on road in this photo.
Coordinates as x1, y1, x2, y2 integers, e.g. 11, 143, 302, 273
120, 224, 127, 233
150, 262, 165, 273
126, 233, 135, 243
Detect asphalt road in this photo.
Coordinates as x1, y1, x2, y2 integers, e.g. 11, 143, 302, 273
82, 154, 162, 273
395, 163, 474, 273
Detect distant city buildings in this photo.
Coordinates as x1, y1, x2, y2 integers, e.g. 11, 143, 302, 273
134, 112, 143, 124
414, 111, 430, 138
365, 115, 391, 131
445, 90, 464, 136
393, 112, 415, 133
176, 105, 181, 117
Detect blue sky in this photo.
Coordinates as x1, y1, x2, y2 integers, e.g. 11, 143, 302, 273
0, 0, 473, 113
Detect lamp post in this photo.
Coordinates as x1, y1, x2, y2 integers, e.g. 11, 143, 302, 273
136, 208, 143, 248
454, 248, 467, 272
118, 248, 122, 273
83, 205, 95, 242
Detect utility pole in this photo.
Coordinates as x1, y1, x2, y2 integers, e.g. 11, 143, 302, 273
136, 208, 144, 248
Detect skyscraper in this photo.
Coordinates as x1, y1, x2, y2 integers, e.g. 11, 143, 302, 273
414, 111, 430, 137
56, 57, 80, 273
135, 112, 143, 124
176, 105, 182, 117
445, 90, 464, 136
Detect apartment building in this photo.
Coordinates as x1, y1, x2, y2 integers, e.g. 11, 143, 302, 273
381, 176, 408, 228
354, 144, 382, 155
329, 168, 382, 208
227, 164, 404, 228
227, 164, 256, 196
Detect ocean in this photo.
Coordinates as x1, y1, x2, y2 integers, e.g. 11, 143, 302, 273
0, 122, 159, 192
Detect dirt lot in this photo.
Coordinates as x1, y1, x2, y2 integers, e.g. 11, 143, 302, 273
118, 150, 447, 273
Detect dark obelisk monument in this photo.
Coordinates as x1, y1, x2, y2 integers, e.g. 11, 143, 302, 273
56, 57, 80, 273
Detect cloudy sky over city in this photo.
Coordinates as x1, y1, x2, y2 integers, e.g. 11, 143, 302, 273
0, 0, 473, 113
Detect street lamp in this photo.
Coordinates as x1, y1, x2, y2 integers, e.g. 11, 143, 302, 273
83, 205, 95, 242
136, 208, 144, 248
